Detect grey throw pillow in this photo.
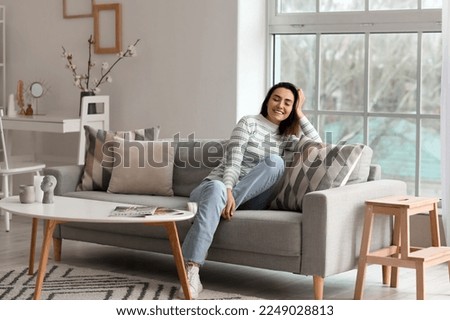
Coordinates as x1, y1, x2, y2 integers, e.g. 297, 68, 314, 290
271, 138, 365, 211
107, 138, 175, 196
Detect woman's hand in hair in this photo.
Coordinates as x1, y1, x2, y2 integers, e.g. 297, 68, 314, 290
296, 88, 306, 119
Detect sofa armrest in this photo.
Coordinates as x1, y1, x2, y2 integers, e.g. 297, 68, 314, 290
300, 179, 407, 278
43, 165, 84, 195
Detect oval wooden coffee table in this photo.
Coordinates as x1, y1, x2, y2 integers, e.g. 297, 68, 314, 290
0, 196, 195, 300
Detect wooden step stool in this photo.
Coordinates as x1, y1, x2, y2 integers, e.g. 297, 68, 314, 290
354, 195, 450, 300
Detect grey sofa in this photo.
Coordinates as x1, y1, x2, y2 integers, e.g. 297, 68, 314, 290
44, 139, 407, 299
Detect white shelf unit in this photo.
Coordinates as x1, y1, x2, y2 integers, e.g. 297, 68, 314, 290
0, 6, 4, 111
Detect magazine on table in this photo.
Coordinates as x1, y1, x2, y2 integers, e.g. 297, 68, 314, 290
109, 205, 182, 217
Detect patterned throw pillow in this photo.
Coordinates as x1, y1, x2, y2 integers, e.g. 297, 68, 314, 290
77, 125, 160, 191
270, 138, 365, 212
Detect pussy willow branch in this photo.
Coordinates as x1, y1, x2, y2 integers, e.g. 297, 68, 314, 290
62, 46, 86, 91
94, 39, 141, 90
86, 35, 94, 90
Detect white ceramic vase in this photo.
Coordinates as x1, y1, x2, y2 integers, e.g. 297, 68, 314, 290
7, 93, 17, 116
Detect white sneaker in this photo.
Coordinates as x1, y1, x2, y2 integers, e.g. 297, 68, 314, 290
178, 264, 203, 299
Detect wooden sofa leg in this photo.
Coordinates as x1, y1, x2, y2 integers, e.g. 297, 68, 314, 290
53, 238, 62, 261
313, 275, 324, 300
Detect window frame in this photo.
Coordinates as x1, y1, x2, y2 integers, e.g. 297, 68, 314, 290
267, 0, 442, 196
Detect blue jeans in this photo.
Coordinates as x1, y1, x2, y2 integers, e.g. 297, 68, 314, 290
182, 155, 285, 265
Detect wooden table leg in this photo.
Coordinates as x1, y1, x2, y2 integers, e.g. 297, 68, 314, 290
354, 205, 375, 300
400, 208, 410, 259
163, 222, 191, 300
53, 238, 62, 262
416, 261, 425, 300
390, 213, 401, 288
448, 262, 450, 282
429, 202, 440, 247
382, 265, 391, 285
28, 218, 38, 275
33, 220, 58, 300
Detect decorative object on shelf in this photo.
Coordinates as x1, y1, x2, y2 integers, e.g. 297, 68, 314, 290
27, 81, 49, 115
62, 35, 139, 113
40, 175, 57, 204
34, 175, 44, 203
25, 104, 33, 116
7, 93, 17, 116
80, 90, 96, 115
19, 185, 35, 204
30, 82, 44, 98
62, 0, 95, 19
16, 80, 26, 115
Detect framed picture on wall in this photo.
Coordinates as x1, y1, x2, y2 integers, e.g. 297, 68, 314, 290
63, 0, 95, 19
93, 3, 122, 54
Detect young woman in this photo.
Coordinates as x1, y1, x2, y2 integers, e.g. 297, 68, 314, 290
179, 82, 322, 299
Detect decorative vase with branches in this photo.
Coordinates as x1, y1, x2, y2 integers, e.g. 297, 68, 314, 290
62, 35, 140, 114
62, 35, 140, 93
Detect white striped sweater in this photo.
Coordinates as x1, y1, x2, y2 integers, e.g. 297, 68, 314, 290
206, 114, 322, 189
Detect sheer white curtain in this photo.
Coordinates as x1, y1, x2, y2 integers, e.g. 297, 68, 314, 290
441, 1, 450, 241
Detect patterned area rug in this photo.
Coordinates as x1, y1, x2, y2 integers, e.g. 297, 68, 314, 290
0, 264, 258, 300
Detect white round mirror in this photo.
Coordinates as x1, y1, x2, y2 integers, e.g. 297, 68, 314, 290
30, 82, 44, 98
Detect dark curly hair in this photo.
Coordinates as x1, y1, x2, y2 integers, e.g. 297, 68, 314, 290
259, 82, 300, 136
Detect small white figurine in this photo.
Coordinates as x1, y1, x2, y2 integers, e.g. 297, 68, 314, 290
40, 175, 57, 204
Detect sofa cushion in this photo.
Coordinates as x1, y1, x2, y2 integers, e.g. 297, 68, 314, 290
107, 139, 175, 196
271, 140, 365, 211
61, 189, 303, 257
77, 125, 160, 192
172, 139, 226, 196
56, 201, 303, 258
211, 210, 302, 257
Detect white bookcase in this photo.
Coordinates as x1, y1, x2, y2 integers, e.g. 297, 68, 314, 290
0, 6, 4, 111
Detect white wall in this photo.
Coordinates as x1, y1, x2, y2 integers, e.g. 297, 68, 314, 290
236, 0, 267, 120
2, 0, 267, 165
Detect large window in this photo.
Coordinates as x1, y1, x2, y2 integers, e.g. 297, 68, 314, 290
269, 0, 442, 196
